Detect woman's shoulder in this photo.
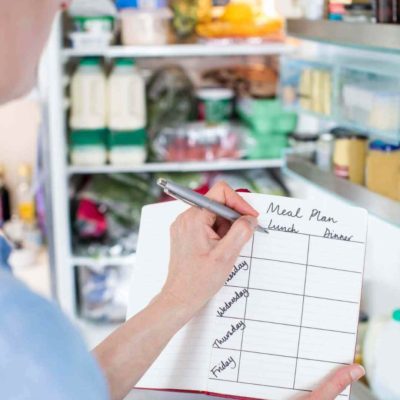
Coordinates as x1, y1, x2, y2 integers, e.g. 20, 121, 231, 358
0, 270, 110, 400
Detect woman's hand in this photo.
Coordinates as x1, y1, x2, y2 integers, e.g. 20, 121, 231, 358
161, 181, 259, 317
304, 364, 365, 399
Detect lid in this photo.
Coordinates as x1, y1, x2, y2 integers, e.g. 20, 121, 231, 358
70, 129, 107, 146
115, 58, 136, 67
116, 0, 138, 9
73, 15, 115, 23
79, 57, 102, 67
393, 309, 400, 322
108, 129, 147, 147
197, 88, 235, 101
331, 127, 367, 140
290, 133, 319, 142
369, 140, 400, 152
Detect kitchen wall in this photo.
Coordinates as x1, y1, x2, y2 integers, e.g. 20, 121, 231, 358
0, 97, 41, 211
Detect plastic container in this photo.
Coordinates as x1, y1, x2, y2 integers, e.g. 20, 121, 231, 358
366, 140, 400, 200
316, 132, 334, 172
69, 16, 115, 50
280, 58, 333, 117
120, 8, 172, 45
197, 88, 234, 124
333, 128, 368, 184
237, 98, 297, 159
77, 264, 131, 323
70, 130, 108, 166
70, 58, 107, 130
364, 310, 400, 399
72, 16, 115, 33
108, 58, 146, 131
289, 133, 319, 162
69, 32, 114, 50
108, 129, 147, 165
154, 122, 247, 162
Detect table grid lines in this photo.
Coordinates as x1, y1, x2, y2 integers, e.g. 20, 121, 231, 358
293, 235, 310, 389
211, 347, 351, 366
209, 226, 361, 397
216, 315, 356, 335
224, 284, 359, 305
239, 255, 362, 275
236, 234, 255, 382
262, 227, 364, 245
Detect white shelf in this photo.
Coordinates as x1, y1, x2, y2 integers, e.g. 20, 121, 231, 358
71, 254, 137, 270
62, 43, 291, 59
68, 159, 283, 175
285, 156, 400, 227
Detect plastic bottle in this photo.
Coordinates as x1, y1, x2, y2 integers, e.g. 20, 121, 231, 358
0, 165, 11, 227
365, 309, 400, 399
70, 58, 107, 130
108, 58, 146, 131
16, 164, 35, 225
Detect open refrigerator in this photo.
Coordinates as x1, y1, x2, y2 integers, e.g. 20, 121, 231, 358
40, 7, 400, 399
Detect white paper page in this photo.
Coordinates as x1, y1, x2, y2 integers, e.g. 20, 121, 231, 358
207, 194, 367, 400
127, 194, 367, 400
127, 200, 212, 393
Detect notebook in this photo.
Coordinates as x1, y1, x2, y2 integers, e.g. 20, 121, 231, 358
127, 193, 368, 400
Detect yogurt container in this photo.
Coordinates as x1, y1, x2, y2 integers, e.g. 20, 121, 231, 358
197, 88, 234, 124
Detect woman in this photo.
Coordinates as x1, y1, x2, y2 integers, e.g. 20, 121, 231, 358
0, 1, 365, 399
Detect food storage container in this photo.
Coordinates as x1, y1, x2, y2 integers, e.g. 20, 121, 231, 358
120, 8, 172, 45
154, 122, 248, 162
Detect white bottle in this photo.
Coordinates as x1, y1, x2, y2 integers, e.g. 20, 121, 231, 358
70, 58, 107, 130
108, 58, 146, 131
364, 310, 400, 400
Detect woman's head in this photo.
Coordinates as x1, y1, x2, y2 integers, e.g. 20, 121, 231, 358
0, 0, 69, 104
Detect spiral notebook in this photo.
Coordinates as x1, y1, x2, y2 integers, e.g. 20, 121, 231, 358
127, 193, 368, 400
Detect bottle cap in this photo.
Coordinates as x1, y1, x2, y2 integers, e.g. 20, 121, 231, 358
79, 57, 102, 67
393, 309, 400, 322
115, 58, 136, 67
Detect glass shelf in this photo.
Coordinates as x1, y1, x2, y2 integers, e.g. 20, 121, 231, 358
287, 19, 400, 53
67, 159, 284, 175
284, 156, 400, 228
62, 43, 291, 60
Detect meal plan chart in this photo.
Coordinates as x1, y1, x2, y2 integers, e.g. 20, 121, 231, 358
127, 193, 368, 400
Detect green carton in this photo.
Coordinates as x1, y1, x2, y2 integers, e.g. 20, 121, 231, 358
237, 98, 297, 159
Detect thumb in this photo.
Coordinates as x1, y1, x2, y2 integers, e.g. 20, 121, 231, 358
307, 364, 365, 400
213, 216, 257, 263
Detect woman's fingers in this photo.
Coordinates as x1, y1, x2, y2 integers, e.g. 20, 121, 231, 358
212, 216, 257, 265
193, 181, 259, 227
307, 364, 365, 400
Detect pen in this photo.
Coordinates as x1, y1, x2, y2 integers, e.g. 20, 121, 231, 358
157, 178, 268, 234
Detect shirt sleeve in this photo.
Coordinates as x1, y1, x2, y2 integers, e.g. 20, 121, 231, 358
0, 269, 110, 400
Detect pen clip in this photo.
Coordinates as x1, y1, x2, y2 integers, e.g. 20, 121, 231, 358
165, 189, 201, 209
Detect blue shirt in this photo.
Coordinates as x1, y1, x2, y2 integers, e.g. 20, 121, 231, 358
0, 237, 109, 400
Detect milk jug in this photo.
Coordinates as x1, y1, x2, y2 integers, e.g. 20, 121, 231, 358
108, 58, 146, 131
70, 58, 107, 130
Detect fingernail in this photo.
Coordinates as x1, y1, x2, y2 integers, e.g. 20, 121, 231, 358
350, 365, 365, 381
243, 216, 258, 230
